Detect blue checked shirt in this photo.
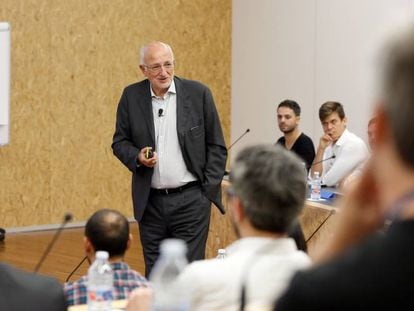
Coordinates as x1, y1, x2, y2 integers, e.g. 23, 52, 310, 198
64, 261, 149, 306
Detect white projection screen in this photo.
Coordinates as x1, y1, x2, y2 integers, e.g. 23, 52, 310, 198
0, 22, 10, 146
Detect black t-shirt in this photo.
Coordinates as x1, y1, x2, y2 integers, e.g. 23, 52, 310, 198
276, 133, 315, 169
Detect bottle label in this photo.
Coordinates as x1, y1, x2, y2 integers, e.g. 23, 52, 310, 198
88, 287, 113, 309
310, 185, 321, 200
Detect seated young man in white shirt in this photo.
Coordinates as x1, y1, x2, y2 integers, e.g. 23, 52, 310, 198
310, 101, 369, 187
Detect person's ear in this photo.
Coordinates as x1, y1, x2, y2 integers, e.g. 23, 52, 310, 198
84, 236, 94, 252
126, 233, 133, 251
139, 65, 147, 76
372, 104, 388, 146
230, 197, 245, 223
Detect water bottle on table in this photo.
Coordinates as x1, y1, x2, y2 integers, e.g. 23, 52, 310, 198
216, 248, 227, 259
87, 250, 113, 311
150, 239, 189, 311
310, 172, 321, 200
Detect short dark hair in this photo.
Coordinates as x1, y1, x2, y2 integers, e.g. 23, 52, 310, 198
319, 101, 345, 121
381, 23, 414, 167
230, 144, 306, 233
278, 100, 301, 116
85, 209, 130, 257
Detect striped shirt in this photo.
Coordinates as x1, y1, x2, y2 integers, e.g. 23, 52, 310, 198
64, 262, 149, 306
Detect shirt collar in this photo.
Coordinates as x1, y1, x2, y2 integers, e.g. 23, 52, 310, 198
335, 128, 349, 146
150, 79, 176, 99
110, 261, 130, 271
226, 237, 298, 256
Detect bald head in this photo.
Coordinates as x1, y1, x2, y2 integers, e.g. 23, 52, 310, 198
139, 41, 175, 97
85, 209, 130, 257
140, 41, 174, 65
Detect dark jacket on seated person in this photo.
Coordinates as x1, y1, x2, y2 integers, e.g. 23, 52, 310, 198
0, 263, 67, 311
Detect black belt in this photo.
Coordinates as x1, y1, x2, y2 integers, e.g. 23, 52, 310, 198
150, 181, 200, 195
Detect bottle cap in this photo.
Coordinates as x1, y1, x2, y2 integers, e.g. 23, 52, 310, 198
95, 250, 109, 260
160, 238, 187, 256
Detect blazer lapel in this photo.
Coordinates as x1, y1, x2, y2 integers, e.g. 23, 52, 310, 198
139, 81, 155, 143
175, 77, 190, 139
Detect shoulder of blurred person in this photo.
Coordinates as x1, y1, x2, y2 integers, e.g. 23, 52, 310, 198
0, 263, 67, 311
179, 237, 311, 311
275, 19, 414, 311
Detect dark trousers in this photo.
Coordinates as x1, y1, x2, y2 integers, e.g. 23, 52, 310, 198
138, 185, 211, 278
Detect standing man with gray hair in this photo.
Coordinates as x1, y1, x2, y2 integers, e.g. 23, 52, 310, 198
275, 21, 414, 310
176, 144, 311, 310
112, 41, 227, 277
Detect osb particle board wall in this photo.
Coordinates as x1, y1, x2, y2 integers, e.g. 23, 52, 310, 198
0, 0, 231, 228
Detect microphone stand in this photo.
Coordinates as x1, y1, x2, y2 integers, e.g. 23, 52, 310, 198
34, 212, 73, 273
305, 210, 335, 244
225, 129, 250, 176
65, 256, 88, 282
307, 155, 336, 170
228, 128, 250, 150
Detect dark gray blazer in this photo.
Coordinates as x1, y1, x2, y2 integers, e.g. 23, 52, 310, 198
112, 76, 227, 222
0, 263, 67, 311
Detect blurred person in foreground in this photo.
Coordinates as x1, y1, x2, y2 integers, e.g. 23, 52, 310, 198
340, 116, 379, 189
128, 144, 311, 311
275, 20, 414, 310
0, 263, 66, 311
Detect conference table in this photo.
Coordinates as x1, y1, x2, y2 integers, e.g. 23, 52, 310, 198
68, 300, 126, 310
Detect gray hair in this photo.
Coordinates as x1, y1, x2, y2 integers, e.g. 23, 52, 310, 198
230, 144, 307, 233
139, 41, 174, 65
381, 22, 414, 167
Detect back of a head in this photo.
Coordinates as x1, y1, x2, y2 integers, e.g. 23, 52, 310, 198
381, 22, 414, 167
85, 209, 130, 257
278, 99, 301, 116
230, 144, 307, 233
319, 101, 345, 122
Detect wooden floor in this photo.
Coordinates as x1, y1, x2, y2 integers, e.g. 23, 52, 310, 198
0, 222, 146, 284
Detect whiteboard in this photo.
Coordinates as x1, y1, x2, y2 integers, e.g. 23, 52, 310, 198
0, 22, 10, 146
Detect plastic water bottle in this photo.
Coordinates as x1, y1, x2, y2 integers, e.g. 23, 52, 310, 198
310, 172, 321, 200
87, 251, 113, 311
150, 239, 189, 311
216, 248, 227, 259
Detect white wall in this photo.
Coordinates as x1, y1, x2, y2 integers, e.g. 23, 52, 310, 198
0, 22, 10, 146
231, 0, 414, 162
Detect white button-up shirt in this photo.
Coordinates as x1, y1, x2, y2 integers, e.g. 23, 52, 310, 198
150, 80, 197, 189
321, 128, 369, 186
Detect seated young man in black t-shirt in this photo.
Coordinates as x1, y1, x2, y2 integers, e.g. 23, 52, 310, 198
276, 99, 315, 169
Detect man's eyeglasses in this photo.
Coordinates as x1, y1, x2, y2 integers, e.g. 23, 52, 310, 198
143, 61, 174, 73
